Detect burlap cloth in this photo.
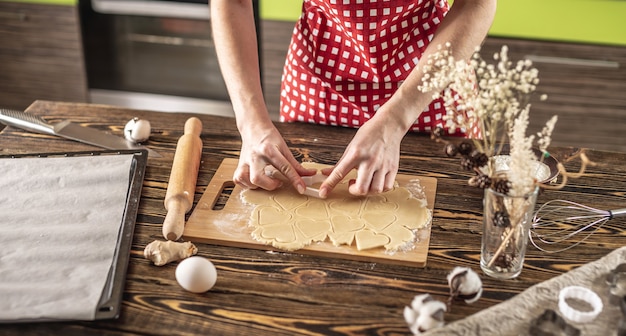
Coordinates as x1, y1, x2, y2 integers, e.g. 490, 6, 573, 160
427, 246, 626, 335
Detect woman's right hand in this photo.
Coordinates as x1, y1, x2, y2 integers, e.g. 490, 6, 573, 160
234, 123, 316, 194
211, 1, 314, 193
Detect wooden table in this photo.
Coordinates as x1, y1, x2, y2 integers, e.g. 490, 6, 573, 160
1, 100, 624, 335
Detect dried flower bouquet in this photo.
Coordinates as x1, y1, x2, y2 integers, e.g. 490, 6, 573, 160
419, 43, 596, 194
419, 43, 557, 196
418, 44, 595, 277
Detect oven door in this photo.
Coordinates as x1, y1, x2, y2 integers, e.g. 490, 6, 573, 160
79, 0, 260, 116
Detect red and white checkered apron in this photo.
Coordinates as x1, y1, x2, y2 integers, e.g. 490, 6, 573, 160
279, 0, 477, 137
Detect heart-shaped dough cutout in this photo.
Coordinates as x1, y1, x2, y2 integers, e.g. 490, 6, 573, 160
381, 224, 415, 250
294, 199, 328, 220
241, 188, 272, 205
330, 215, 365, 234
255, 206, 292, 226
328, 198, 363, 215
257, 223, 296, 243
272, 192, 307, 211
362, 212, 397, 232
364, 195, 398, 212
294, 219, 331, 240
383, 186, 412, 203
355, 229, 390, 251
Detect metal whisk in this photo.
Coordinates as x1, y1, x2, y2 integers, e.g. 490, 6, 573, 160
530, 199, 626, 253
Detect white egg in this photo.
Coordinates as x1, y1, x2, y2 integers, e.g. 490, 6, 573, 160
124, 118, 151, 143
175, 256, 217, 293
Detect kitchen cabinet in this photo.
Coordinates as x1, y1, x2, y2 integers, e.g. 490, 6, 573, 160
0, 0, 87, 111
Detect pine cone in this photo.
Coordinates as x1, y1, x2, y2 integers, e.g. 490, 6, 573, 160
475, 174, 492, 189
493, 253, 514, 269
458, 141, 473, 156
492, 178, 511, 195
431, 126, 444, 139
460, 157, 474, 171
468, 175, 480, 187
470, 150, 489, 168
444, 143, 458, 157
468, 175, 491, 188
492, 211, 511, 228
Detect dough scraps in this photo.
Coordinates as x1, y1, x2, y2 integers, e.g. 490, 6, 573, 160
240, 164, 432, 252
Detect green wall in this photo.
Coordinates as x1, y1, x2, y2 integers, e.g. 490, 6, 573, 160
8, 0, 624, 46
260, 0, 626, 46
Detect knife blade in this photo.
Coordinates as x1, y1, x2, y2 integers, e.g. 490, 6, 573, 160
0, 108, 161, 157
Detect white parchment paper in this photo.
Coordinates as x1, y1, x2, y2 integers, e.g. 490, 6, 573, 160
0, 154, 134, 321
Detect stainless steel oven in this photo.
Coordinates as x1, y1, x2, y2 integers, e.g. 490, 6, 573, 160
79, 0, 260, 116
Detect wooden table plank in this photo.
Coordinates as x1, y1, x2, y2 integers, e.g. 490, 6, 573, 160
0, 100, 624, 335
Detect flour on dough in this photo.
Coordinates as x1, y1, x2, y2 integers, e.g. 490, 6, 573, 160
241, 164, 432, 252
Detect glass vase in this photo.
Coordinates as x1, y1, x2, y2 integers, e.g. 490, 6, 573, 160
480, 186, 539, 279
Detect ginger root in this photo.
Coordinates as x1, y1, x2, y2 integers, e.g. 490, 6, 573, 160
144, 240, 198, 266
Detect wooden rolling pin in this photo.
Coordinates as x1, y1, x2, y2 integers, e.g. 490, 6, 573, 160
162, 117, 203, 241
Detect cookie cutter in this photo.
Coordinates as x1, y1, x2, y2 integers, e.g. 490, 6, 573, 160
606, 263, 626, 299
264, 166, 327, 198
301, 173, 326, 198
607, 263, 626, 334
558, 286, 603, 323
529, 309, 580, 336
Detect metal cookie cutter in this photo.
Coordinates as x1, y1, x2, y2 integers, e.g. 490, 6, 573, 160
606, 263, 626, 299
301, 174, 326, 198
529, 309, 580, 336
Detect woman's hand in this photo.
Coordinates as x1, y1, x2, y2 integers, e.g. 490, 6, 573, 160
234, 122, 316, 194
319, 115, 404, 198
212, 1, 315, 193
318, 0, 496, 198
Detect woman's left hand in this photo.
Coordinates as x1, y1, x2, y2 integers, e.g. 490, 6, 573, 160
318, 115, 404, 197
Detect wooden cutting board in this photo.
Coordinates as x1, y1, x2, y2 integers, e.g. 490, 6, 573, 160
184, 158, 437, 267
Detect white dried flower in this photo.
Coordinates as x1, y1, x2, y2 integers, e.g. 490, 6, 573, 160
508, 107, 536, 196
537, 115, 558, 153
418, 43, 556, 191
447, 266, 483, 304
404, 294, 447, 335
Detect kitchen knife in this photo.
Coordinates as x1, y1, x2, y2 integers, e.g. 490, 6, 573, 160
0, 108, 161, 157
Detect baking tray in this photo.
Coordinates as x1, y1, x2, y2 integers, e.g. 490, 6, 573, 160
0, 149, 148, 322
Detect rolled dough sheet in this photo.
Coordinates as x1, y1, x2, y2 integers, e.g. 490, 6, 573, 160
241, 164, 432, 252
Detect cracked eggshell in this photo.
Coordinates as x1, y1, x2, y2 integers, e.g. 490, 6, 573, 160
124, 118, 151, 143
175, 256, 217, 293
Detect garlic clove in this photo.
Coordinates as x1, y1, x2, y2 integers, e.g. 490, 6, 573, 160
124, 117, 151, 143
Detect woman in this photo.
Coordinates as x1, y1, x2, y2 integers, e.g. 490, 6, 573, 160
211, 0, 496, 197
